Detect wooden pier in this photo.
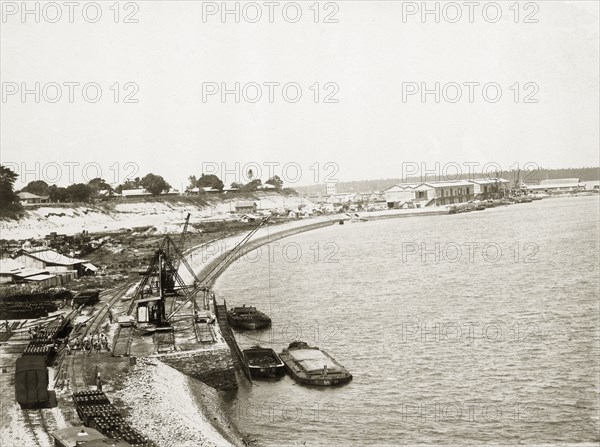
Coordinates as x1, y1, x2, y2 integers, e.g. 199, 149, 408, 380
214, 297, 251, 383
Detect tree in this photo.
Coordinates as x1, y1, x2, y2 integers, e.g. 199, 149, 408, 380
230, 182, 244, 190
187, 175, 197, 192
115, 177, 141, 194
242, 179, 262, 192
0, 165, 21, 212
66, 183, 93, 202
22, 180, 50, 196
247, 169, 254, 181
88, 177, 113, 194
196, 174, 224, 191
48, 185, 69, 203
265, 175, 284, 190
140, 173, 170, 195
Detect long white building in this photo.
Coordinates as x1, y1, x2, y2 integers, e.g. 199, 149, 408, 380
383, 178, 509, 208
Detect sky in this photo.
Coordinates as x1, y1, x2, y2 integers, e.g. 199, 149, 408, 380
1, 1, 599, 190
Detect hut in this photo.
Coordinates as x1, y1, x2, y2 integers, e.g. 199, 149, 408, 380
50, 427, 107, 447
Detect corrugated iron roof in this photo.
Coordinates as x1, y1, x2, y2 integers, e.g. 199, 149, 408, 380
14, 267, 50, 278
0, 258, 25, 274
21, 249, 88, 266
17, 192, 49, 200
24, 274, 57, 282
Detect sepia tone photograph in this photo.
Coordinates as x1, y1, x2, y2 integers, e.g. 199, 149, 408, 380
0, 1, 599, 446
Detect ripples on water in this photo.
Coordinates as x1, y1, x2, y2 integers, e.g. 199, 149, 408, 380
214, 196, 600, 445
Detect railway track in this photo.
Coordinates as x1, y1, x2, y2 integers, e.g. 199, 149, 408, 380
54, 281, 136, 392
85, 281, 135, 338
22, 409, 51, 447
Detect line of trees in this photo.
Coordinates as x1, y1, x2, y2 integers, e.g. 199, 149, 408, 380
0, 164, 287, 213
187, 171, 284, 193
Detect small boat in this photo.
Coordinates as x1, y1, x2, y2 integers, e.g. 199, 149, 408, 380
279, 341, 352, 386
242, 346, 285, 379
227, 305, 271, 330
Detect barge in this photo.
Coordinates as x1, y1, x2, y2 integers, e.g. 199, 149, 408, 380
242, 346, 286, 379
279, 341, 352, 386
227, 305, 271, 330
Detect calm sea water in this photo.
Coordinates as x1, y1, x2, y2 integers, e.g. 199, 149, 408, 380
214, 196, 600, 446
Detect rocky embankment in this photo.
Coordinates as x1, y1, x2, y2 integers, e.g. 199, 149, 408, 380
118, 358, 242, 447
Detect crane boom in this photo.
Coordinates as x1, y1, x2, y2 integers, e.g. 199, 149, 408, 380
173, 213, 191, 272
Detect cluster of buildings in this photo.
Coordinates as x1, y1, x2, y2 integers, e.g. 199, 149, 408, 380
307, 192, 386, 211
0, 248, 97, 288
306, 178, 510, 211
307, 177, 598, 211
383, 178, 510, 208
233, 201, 315, 221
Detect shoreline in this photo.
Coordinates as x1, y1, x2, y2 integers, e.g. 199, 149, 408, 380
171, 197, 599, 444
164, 208, 453, 445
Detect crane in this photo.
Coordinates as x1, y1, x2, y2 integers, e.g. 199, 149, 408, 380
131, 213, 270, 324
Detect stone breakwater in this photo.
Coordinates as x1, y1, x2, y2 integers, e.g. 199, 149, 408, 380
157, 347, 237, 391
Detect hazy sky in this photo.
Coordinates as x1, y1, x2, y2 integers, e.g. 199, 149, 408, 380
1, 1, 598, 190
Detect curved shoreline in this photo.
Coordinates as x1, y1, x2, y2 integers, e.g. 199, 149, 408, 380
175, 209, 450, 445
181, 208, 449, 287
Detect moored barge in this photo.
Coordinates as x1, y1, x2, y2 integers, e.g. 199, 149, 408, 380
279, 341, 352, 386
242, 346, 286, 379
227, 305, 271, 330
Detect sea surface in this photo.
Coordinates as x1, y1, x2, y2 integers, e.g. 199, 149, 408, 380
214, 196, 600, 446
